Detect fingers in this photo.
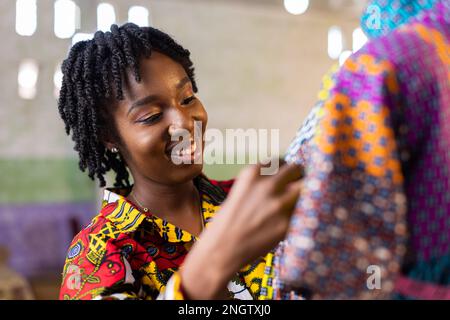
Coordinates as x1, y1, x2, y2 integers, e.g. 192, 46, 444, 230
279, 180, 302, 215
239, 163, 262, 179
227, 164, 262, 200
271, 162, 304, 193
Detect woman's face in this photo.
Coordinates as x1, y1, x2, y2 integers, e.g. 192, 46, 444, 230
108, 51, 208, 186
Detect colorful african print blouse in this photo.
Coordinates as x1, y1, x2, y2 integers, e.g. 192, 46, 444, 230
59, 175, 275, 300
274, 0, 450, 299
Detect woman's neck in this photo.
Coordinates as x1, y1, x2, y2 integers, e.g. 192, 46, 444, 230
129, 175, 200, 222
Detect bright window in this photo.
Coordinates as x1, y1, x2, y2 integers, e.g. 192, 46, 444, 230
128, 6, 149, 27
54, 0, 78, 39
283, 0, 309, 15
339, 50, 352, 66
18, 59, 39, 99
97, 3, 116, 32
53, 65, 63, 98
328, 26, 343, 60
352, 27, 368, 53
16, 0, 37, 36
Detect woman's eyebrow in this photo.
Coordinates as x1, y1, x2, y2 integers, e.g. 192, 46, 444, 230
176, 76, 191, 90
127, 77, 192, 116
128, 94, 159, 116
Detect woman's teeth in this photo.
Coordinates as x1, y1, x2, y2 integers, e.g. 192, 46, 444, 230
174, 141, 196, 157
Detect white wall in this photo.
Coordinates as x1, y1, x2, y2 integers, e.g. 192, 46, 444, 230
0, 0, 365, 159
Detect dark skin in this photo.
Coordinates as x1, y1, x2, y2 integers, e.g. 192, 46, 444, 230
106, 51, 206, 237
105, 51, 303, 299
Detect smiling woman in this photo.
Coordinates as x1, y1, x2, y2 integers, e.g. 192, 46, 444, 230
57, 23, 303, 300
107, 52, 208, 194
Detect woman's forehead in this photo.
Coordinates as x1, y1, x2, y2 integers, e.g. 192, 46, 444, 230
124, 52, 188, 97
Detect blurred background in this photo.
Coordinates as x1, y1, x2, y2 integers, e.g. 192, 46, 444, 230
0, 0, 369, 299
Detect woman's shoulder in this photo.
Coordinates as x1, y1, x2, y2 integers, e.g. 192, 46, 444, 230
60, 200, 147, 300
64, 208, 119, 257
64, 194, 147, 263
81, 199, 146, 236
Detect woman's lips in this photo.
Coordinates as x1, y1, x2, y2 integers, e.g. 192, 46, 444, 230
166, 140, 200, 163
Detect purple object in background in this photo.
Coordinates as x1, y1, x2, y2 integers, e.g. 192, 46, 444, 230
0, 202, 95, 277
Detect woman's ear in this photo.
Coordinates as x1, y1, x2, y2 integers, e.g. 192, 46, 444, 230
100, 126, 119, 153
104, 141, 118, 153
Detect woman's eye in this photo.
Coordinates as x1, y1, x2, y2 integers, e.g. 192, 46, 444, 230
138, 113, 162, 125
182, 96, 196, 105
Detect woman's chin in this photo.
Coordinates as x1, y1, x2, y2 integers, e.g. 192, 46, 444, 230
167, 160, 204, 183
159, 150, 204, 182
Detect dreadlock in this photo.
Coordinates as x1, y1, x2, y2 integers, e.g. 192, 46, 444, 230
57, 23, 198, 188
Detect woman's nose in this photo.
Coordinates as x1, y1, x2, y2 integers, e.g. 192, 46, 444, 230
168, 109, 194, 137
168, 125, 191, 140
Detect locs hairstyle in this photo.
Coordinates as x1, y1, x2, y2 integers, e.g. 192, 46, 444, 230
57, 23, 198, 188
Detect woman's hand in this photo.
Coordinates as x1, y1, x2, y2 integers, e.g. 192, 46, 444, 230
180, 162, 303, 299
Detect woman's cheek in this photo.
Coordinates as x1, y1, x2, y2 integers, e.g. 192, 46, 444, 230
122, 126, 154, 157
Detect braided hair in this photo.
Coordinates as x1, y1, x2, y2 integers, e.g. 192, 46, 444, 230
57, 23, 198, 187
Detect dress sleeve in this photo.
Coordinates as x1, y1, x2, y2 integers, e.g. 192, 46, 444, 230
277, 53, 409, 299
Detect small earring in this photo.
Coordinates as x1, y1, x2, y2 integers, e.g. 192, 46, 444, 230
111, 147, 119, 153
